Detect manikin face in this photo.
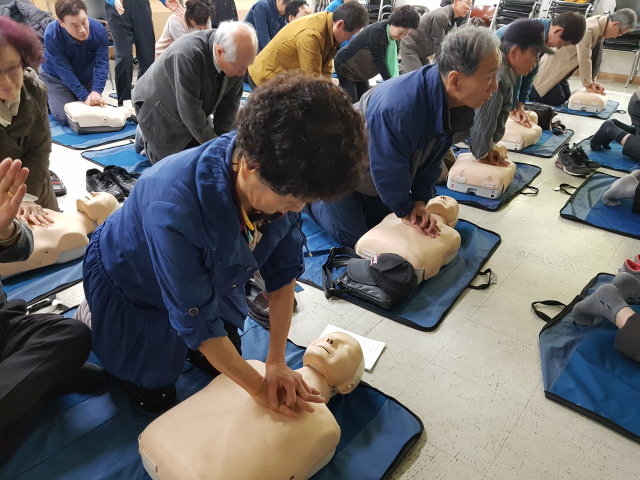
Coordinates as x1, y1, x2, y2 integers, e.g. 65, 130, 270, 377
289, 4, 311, 22
546, 26, 571, 49
77, 192, 118, 223
389, 25, 412, 41
0, 44, 24, 102
60, 10, 90, 42
448, 50, 501, 109
304, 332, 364, 394
426, 196, 459, 227
333, 20, 361, 44
453, 0, 472, 19
509, 46, 540, 77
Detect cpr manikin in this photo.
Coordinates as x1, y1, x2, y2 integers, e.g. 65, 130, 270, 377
0, 193, 120, 277
501, 110, 542, 151
355, 196, 462, 282
138, 332, 365, 480
64, 100, 136, 134
447, 142, 517, 198
568, 89, 608, 114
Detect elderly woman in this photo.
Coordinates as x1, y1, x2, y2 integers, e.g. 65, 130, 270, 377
334, 5, 420, 102
84, 72, 368, 415
0, 17, 58, 212
155, 0, 215, 59
531, 9, 637, 105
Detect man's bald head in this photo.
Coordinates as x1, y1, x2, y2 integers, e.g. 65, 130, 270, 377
214, 21, 258, 77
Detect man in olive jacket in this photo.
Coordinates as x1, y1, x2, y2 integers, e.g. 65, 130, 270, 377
132, 22, 257, 164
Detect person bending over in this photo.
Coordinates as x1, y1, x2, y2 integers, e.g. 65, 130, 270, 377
308, 26, 501, 247
531, 9, 637, 106
83, 71, 368, 414
334, 6, 419, 102
247, 2, 368, 87
285, 0, 311, 23
133, 21, 257, 164
245, 0, 290, 53
399, 0, 472, 73
155, 0, 215, 59
40, 0, 109, 126
0, 158, 92, 462
495, 12, 586, 125
591, 87, 640, 161
470, 19, 551, 165
0, 18, 58, 210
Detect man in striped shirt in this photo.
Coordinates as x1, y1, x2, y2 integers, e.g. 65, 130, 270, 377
469, 19, 553, 165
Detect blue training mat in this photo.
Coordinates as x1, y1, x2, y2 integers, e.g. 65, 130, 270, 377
300, 214, 501, 330
559, 172, 640, 240
436, 162, 541, 211
81, 143, 152, 175
572, 136, 640, 174
538, 273, 640, 442
0, 318, 423, 480
2, 258, 83, 304
518, 129, 574, 158
552, 100, 620, 119
49, 115, 137, 150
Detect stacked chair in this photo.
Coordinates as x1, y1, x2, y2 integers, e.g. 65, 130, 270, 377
490, 0, 541, 30
544, 0, 600, 19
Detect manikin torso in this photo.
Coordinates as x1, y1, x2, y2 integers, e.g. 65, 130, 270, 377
64, 101, 135, 128
355, 196, 462, 282
449, 143, 517, 192
502, 111, 542, 149
568, 90, 608, 112
0, 193, 120, 278
139, 333, 365, 480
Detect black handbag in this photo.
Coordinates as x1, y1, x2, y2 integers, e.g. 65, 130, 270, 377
525, 102, 567, 135
322, 247, 407, 310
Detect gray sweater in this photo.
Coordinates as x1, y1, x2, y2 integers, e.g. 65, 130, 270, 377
469, 53, 515, 159
0, 221, 34, 308
400, 6, 454, 61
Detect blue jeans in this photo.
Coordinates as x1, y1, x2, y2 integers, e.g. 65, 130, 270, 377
309, 193, 392, 247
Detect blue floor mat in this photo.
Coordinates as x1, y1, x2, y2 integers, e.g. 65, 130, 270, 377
518, 129, 574, 158
0, 318, 423, 480
2, 258, 83, 304
560, 172, 640, 240
49, 115, 137, 150
436, 162, 541, 211
81, 143, 151, 174
538, 273, 640, 442
572, 136, 640, 174
300, 214, 501, 330
552, 100, 620, 119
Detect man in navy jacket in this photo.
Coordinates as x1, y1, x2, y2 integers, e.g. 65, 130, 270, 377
245, 0, 289, 52
309, 26, 501, 247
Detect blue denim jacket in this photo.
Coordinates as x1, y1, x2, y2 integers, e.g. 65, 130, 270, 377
0, 222, 34, 307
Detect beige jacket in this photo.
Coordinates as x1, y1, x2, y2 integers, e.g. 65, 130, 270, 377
533, 15, 607, 97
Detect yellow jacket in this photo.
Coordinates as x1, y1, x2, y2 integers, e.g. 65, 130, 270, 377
248, 12, 340, 85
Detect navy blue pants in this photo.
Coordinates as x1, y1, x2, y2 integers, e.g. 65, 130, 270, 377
40, 71, 93, 126
530, 79, 571, 106
309, 193, 392, 247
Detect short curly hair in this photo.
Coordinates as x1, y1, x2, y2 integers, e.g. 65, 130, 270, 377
236, 71, 368, 202
0, 17, 43, 68
388, 5, 420, 29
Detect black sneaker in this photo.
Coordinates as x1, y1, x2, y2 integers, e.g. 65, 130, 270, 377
571, 145, 601, 170
555, 146, 591, 176
86, 168, 125, 201
103, 165, 137, 196
50, 170, 67, 196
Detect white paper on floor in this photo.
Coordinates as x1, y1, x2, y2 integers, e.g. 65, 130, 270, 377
320, 324, 385, 372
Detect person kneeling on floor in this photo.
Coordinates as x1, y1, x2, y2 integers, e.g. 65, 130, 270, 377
591, 87, 640, 162
0, 158, 94, 463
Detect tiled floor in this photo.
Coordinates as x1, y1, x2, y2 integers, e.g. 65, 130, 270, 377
49, 76, 640, 479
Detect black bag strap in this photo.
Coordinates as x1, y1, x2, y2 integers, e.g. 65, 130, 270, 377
531, 300, 567, 323
615, 109, 627, 115
467, 268, 495, 290
554, 183, 577, 195
321, 247, 361, 299
519, 186, 539, 196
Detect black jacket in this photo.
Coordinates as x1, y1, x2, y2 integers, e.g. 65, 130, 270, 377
335, 21, 392, 82
0, 1, 53, 39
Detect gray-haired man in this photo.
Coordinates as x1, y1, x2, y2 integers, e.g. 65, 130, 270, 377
133, 21, 258, 164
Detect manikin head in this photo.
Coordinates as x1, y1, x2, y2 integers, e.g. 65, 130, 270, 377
604, 9, 637, 39
235, 72, 367, 215
426, 196, 459, 228
452, 0, 472, 19
304, 332, 365, 395
332, 2, 369, 44
77, 192, 119, 225
438, 26, 501, 110
213, 21, 258, 77
56, 0, 91, 42
387, 6, 420, 41
0, 17, 42, 102
546, 12, 587, 49
285, 0, 311, 23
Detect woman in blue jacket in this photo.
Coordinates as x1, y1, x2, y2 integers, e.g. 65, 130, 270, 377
83, 72, 368, 415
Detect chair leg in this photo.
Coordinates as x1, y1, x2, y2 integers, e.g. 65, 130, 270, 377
627, 50, 640, 89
